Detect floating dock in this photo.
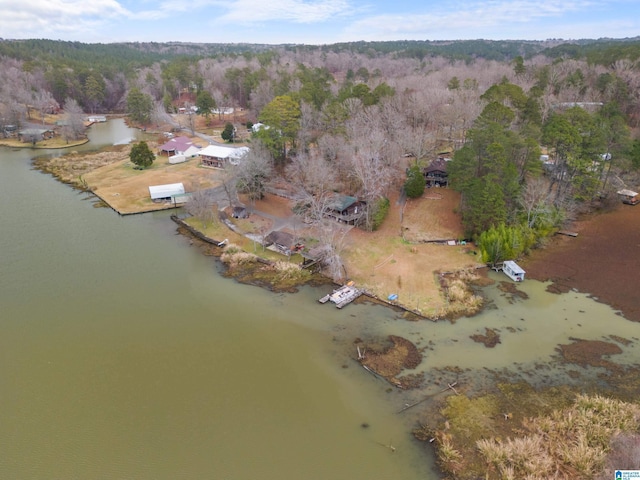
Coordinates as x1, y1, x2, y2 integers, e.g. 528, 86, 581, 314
319, 283, 362, 309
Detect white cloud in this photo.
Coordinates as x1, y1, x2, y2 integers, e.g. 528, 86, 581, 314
217, 0, 355, 24
0, 0, 130, 38
342, 0, 602, 40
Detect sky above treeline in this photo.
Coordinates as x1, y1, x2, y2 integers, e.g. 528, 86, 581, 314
1, 0, 638, 45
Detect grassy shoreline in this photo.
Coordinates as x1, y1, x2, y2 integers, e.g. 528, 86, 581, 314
0, 137, 89, 149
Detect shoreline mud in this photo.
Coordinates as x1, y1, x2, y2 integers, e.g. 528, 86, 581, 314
521, 203, 640, 322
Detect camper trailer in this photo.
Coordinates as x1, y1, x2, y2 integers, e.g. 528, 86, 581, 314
502, 261, 525, 282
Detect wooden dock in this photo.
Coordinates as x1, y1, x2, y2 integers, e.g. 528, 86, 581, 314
319, 284, 362, 309
557, 230, 578, 237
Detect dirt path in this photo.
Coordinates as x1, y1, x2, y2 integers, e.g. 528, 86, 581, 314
521, 204, 640, 322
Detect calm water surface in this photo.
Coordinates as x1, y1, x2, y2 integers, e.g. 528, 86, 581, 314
2, 120, 639, 479
0, 120, 434, 479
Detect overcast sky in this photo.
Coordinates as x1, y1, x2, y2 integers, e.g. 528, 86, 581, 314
1, 0, 638, 45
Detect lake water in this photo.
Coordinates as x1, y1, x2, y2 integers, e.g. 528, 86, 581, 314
1, 119, 638, 479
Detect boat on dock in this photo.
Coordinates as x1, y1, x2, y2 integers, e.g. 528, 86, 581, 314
319, 282, 362, 309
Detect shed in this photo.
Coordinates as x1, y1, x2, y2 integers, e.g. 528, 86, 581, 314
232, 206, 249, 219
617, 189, 639, 205
502, 260, 525, 282
264, 230, 296, 254
148, 183, 185, 202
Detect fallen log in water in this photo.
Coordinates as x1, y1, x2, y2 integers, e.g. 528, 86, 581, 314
397, 381, 459, 413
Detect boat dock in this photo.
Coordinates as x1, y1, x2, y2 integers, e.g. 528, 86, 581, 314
319, 283, 362, 309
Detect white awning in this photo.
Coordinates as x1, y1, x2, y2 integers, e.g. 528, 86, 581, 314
617, 189, 638, 197
149, 183, 185, 200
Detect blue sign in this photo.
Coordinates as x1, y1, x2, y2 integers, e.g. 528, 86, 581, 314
616, 471, 640, 479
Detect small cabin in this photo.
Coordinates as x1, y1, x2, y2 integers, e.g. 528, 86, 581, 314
18, 128, 55, 143
422, 158, 449, 187
326, 195, 365, 225
503, 260, 525, 282
264, 230, 296, 255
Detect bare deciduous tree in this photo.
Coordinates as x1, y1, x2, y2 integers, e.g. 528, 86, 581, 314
62, 98, 85, 141
186, 188, 216, 228
235, 140, 273, 204
519, 176, 553, 228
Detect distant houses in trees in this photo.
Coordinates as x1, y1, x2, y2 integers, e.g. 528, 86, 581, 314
86, 115, 107, 123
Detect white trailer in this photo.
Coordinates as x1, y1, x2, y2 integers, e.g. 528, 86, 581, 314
502, 260, 525, 282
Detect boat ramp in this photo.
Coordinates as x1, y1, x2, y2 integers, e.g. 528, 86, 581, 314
319, 283, 362, 309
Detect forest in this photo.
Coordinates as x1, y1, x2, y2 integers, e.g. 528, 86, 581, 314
2, 37, 640, 263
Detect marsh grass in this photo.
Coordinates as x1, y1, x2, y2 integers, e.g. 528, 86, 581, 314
437, 269, 484, 320
473, 394, 640, 479
220, 247, 258, 267
272, 261, 311, 284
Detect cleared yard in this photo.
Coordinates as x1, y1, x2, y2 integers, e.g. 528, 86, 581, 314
85, 157, 222, 214
343, 190, 481, 318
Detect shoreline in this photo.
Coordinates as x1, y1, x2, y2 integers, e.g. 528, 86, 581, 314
0, 137, 89, 149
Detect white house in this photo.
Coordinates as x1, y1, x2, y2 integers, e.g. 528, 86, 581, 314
148, 183, 185, 203
169, 145, 201, 164
198, 145, 249, 168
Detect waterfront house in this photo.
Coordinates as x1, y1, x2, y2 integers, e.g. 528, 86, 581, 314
326, 195, 365, 225
18, 128, 55, 143
198, 145, 249, 168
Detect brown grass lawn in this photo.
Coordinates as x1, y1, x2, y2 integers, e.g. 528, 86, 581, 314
84, 156, 223, 214
343, 190, 482, 317
77, 137, 225, 214
222, 190, 481, 317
